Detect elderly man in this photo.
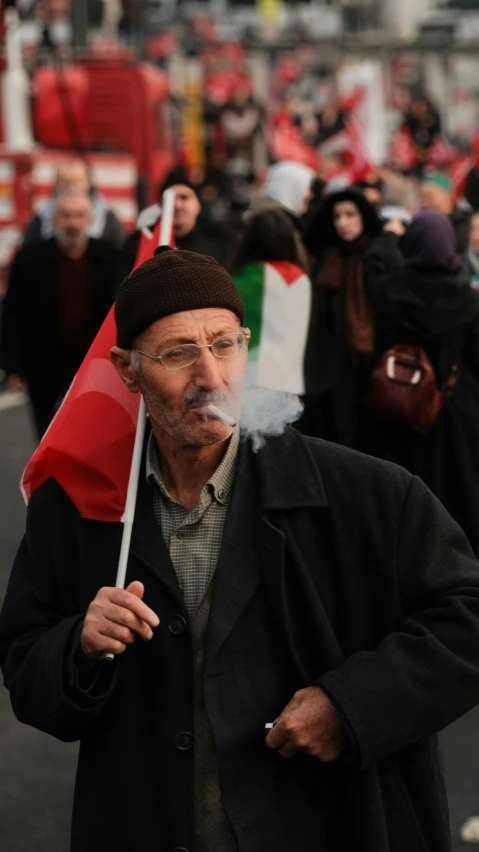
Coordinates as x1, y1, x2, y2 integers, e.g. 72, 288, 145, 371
22, 157, 125, 250
0, 189, 122, 436
2, 248, 479, 852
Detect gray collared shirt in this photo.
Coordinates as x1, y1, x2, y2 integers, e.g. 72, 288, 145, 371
146, 428, 240, 615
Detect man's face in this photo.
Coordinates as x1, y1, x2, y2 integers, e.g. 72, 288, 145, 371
116, 308, 248, 448
53, 194, 92, 253
231, 87, 249, 109
171, 185, 201, 238
420, 183, 452, 216
410, 98, 429, 121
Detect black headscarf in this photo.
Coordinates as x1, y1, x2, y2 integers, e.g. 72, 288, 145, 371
303, 188, 383, 256
403, 209, 461, 273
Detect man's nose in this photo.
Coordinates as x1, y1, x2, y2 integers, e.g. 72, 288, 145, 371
191, 347, 224, 389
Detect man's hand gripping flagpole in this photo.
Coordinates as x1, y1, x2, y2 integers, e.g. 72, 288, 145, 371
101, 189, 176, 661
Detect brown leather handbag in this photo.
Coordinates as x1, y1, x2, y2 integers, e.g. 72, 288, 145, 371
366, 344, 461, 435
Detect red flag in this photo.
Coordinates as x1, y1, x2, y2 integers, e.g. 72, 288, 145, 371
427, 135, 457, 168
450, 153, 475, 203
266, 117, 320, 171
133, 218, 163, 269
21, 218, 170, 522
390, 127, 417, 171
343, 117, 374, 183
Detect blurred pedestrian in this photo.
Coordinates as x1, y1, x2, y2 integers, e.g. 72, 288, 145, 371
299, 189, 383, 445
401, 93, 441, 173
264, 160, 316, 217
233, 205, 308, 273
122, 169, 237, 273
22, 158, 126, 250
315, 99, 346, 145
363, 209, 479, 555
220, 84, 261, 163
0, 190, 122, 437
420, 172, 472, 254
231, 207, 313, 396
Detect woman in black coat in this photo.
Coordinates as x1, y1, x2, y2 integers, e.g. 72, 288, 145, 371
298, 189, 383, 445
363, 209, 479, 555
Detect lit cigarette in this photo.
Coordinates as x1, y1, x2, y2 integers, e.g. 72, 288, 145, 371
265, 723, 275, 730
206, 404, 237, 427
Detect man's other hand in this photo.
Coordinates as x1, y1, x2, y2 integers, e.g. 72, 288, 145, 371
80, 581, 160, 660
265, 686, 346, 762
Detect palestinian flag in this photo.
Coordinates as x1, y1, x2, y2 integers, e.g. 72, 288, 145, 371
231, 261, 312, 396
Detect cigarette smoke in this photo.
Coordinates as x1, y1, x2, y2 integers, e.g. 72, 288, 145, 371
183, 364, 304, 452
238, 363, 304, 452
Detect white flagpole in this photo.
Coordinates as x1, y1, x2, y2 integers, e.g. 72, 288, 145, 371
113, 394, 147, 591
105, 188, 176, 659
159, 188, 176, 246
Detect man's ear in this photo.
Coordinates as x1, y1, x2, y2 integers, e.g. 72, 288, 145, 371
110, 347, 141, 393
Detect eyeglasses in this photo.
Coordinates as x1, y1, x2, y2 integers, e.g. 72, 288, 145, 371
131, 330, 251, 371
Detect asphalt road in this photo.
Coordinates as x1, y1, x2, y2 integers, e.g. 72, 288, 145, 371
0, 399, 478, 851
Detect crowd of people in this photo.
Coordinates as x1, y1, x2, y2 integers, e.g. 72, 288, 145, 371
2, 142, 479, 559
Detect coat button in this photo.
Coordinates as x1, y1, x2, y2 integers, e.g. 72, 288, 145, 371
168, 615, 187, 636
175, 732, 193, 752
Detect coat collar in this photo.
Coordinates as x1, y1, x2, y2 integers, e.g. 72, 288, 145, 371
252, 427, 328, 512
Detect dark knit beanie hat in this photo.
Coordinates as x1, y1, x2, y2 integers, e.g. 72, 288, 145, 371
160, 168, 199, 198
115, 248, 245, 348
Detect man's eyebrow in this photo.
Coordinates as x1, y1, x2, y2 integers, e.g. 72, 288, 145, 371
155, 328, 238, 350
157, 336, 196, 349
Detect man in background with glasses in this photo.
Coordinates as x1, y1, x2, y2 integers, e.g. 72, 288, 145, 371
3, 248, 479, 852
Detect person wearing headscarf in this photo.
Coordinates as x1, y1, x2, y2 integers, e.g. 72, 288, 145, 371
363, 208, 479, 555
264, 160, 316, 217
298, 188, 383, 445
420, 172, 473, 255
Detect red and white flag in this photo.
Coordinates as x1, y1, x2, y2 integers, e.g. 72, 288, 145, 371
389, 126, 417, 172
450, 152, 475, 203
21, 202, 175, 523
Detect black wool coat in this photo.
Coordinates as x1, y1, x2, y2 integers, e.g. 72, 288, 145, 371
0, 237, 122, 409
2, 429, 479, 852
